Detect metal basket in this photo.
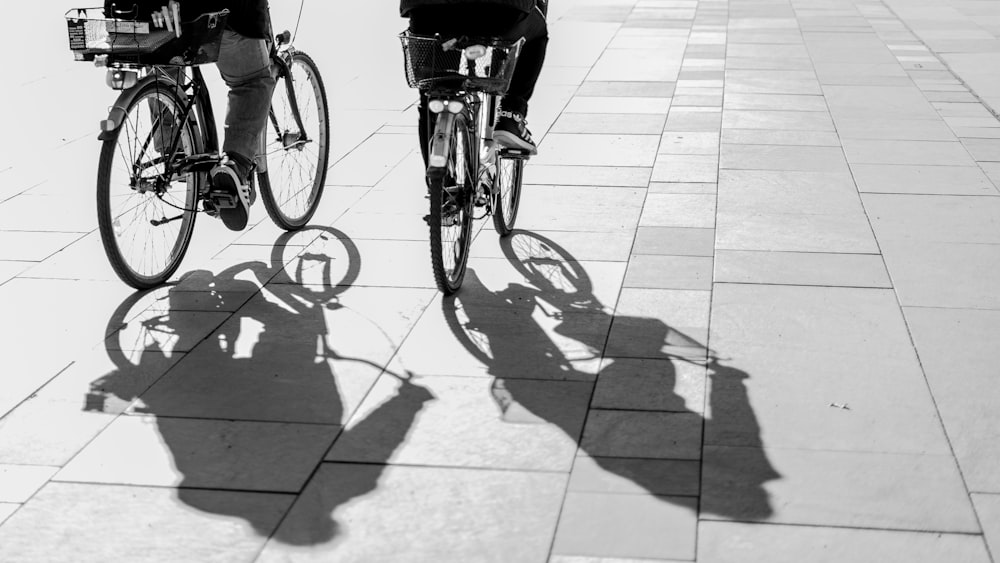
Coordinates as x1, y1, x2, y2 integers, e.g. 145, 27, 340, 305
399, 32, 524, 95
66, 8, 229, 66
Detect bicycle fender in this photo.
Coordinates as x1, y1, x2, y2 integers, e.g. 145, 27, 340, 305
97, 75, 178, 141
427, 112, 456, 178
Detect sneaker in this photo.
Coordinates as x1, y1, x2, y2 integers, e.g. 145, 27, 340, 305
210, 155, 254, 231
494, 110, 537, 155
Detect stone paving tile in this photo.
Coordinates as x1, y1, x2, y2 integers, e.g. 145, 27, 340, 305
715, 250, 891, 288
813, 62, 913, 86
569, 454, 700, 497
633, 226, 715, 256
257, 464, 566, 563
721, 129, 841, 146
663, 107, 722, 132
984, 162, 1000, 187
722, 110, 835, 131
974, 494, 1000, 558
575, 81, 676, 98
723, 93, 827, 111
550, 113, 668, 135
0, 504, 15, 527
963, 138, 1000, 161
842, 139, 977, 166
0, 261, 31, 286
0, 194, 95, 233
534, 134, 661, 168
471, 229, 634, 262
824, 85, 940, 120
624, 255, 714, 290
581, 410, 702, 460
697, 521, 992, 563
725, 70, 822, 95
517, 185, 645, 232
905, 307, 1000, 493
648, 181, 717, 194
652, 154, 719, 182
659, 131, 720, 154
563, 96, 672, 115
721, 144, 849, 172
708, 285, 952, 454
0, 231, 84, 262
0, 482, 292, 563
880, 240, 1000, 308
328, 374, 590, 472
552, 492, 697, 561
725, 57, 815, 71
523, 165, 652, 187
327, 134, 415, 187
55, 415, 334, 492
702, 447, 980, 532
592, 357, 705, 414
834, 116, 958, 141
606, 287, 711, 361
640, 193, 716, 229
864, 194, 1000, 244
0, 465, 57, 504
588, 49, 682, 82
852, 164, 999, 195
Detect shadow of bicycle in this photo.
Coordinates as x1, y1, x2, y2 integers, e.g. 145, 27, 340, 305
85, 227, 434, 546
443, 229, 780, 521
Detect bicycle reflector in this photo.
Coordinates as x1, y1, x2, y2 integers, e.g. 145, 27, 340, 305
428, 99, 465, 114
106, 69, 138, 90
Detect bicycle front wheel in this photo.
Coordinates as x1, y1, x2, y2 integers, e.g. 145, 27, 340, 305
258, 50, 330, 230
97, 81, 199, 289
492, 153, 524, 236
428, 111, 476, 294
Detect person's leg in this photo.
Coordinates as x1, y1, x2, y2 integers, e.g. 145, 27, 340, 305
501, 7, 549, 117
215, 29, 276, 178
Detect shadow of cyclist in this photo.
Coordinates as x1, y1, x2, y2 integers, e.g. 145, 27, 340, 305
85, 228, 434, 545
446, 230, 778, 521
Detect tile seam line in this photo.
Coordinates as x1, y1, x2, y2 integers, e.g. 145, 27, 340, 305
697, 517, 985, 537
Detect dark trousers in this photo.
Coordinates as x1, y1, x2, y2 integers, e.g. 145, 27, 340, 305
407, 5, 548, 166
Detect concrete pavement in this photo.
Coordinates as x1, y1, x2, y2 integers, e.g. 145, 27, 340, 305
1, 0, 1000, 560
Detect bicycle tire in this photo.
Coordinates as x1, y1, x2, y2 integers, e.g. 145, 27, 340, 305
428, 110, 476, 295
97, 80, 200, 290
258, 50, 330, 231
491, 153, 524, 236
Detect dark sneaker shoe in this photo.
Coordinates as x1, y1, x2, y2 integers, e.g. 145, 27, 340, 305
210, 156, 254, 231
494, 110, 537, 155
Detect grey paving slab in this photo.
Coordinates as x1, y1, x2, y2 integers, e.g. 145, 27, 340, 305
633, 226, 715, 256
518, 185, 645, 232
0, 231, 85, 262
880, 239, 1000, 308
985, 162, 1000, 187
569, 454, 699, 497
624, 255, 714, 290
329, 373, 590, 471
581, 410, 702, 460
725, 56, 815, 71
671, 92, 723, 107
726, 44, 810, 59
722, 109, 835, 131
697, 521, 992, 563
702, 446, 980, 532
721, 129, 841, 146
588, 49, 682, 82
576, 81, 677, 98
0, 194, 95, 233
472, 230, 634, 262
550, 113, 668, 135
563, 96, 672, 115
723, 93, 828, 111
659, 131, 720, 155
721, 144, 849, 172
0, 504, 15, 526
974, 494, 1000, 558
135, 287, 432, 424
257, 464, 565, 563
812, 62, 913, 86
963, 138, 1000, 161
0, 482, 292, 563
607, 286, 711, 354
0, 261, 31, 286
640, 193, 716, 229
0, 465, 57, 504
834, 116, 959, 141
852, 163, 999, 195
708, 285, 951, 454
842, 139, 977, 166
725, 70, 822, 95
592, 357, 705, 413
55, 415, 334, 492
664, 108, 723, 132
327, 133, 416, 187
824, 85, 941, 120
523, 165, 652, 187
905, 307, 1000, 492
715, 250, 891, 288
652, 153, 719, 183
552, 492, 697, 561
863, 193, 1000, 244
534, 134, 660, 167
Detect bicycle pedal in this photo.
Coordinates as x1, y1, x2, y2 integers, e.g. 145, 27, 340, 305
209, 190, 238, 209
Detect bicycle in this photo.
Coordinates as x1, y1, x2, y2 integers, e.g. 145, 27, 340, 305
399, 32, 530, 295
66, 5, 330, 289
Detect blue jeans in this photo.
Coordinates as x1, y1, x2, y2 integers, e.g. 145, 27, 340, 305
216, 30, 275, 163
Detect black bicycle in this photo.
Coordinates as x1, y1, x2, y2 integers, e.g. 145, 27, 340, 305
66, 6, 330, 289
400, 32, 529, 294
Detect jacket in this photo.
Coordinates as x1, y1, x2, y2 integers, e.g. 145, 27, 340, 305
104, 0, 268, 39
400, 0, 540, 17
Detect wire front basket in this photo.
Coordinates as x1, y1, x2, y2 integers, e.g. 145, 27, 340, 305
399, 32, 524, 95
66, 8, 229, 66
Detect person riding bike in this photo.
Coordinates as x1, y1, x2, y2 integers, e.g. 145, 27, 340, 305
104, 0, 275, 231
400, 0, 549, 156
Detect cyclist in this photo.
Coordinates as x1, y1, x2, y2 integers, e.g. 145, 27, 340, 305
104, 0, 274, 231
401, 0, 549, 156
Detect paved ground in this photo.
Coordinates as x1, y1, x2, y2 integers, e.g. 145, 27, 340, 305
1, 0, 999, 561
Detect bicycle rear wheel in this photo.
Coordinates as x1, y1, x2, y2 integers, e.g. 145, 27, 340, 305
97, 81, 199, 289
258, 50, 330, 230
492, 152, 524, 236
428, 111, 476, 294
